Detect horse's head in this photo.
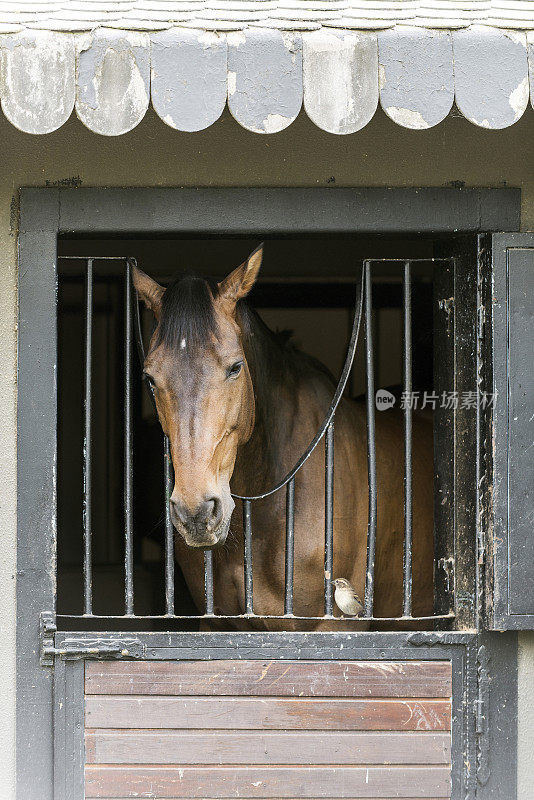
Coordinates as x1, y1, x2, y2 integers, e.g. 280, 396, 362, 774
133, 246, 262, 548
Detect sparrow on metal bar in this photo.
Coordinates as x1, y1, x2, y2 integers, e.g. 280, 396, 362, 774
332, 578, 364, 617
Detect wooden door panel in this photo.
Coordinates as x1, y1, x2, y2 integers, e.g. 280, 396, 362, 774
84, 660, 452, 799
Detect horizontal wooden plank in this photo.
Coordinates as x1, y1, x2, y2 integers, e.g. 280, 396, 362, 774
91, 798, 447, 800
85, 765, 451, 798
85, 660, 452, 698
85, 729, 451, 765
85, 696, 451, 731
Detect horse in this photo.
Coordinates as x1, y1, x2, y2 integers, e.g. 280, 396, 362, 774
133, 245, 434, 631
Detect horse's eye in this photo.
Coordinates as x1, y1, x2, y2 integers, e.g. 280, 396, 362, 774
226, 361, 243, 379
144, 372, 156, 388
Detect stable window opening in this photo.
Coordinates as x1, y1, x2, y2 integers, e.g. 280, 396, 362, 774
56, 235, 468, 632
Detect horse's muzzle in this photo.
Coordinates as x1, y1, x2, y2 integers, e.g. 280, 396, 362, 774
170, 495, 231, 548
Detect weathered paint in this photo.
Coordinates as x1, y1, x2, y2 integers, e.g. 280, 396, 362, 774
75, 28, 150, 136
151, 28, 227, 132
227, 28, 302, 134
453, 26, 529, 129
378, 27, 454, 129
303, 30, 378, 135
0, 30, 75, 134
0, 25, 534, 134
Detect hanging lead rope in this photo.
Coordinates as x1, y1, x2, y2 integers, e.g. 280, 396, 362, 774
131, 258, 365, 502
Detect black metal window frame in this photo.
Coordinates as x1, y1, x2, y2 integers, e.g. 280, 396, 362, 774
17, 187, 521, 800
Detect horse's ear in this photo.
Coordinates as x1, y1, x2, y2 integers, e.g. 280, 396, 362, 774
132, 265, 165, 320
218, 244, 263, 308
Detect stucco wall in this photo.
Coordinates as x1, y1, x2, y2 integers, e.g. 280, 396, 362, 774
1, 106, 534, 799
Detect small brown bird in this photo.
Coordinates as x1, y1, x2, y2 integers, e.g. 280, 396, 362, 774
332, 578, 364, 617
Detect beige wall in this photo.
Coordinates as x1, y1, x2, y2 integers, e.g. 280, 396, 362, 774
1, 106, 534, 799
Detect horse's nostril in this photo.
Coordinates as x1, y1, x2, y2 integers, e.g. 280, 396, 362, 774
203, 498, 215, 517
204, 497, 223, 531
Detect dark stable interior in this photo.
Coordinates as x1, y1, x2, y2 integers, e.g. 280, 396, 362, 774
56, 236, 437, 630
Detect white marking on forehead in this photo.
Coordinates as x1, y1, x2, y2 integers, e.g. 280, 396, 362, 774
180, 338, 187, 350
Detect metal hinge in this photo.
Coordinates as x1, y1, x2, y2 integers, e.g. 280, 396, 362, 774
475, 644, 490, 785
40, 611, 144, 666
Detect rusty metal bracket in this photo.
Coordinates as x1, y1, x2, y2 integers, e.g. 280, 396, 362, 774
407, 631, 462, 647
48, 638, 145, 663
40, 612, 144, 666
475, 644, 491, 785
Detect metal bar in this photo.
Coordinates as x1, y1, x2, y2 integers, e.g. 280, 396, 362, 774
58, 256, 451, 263
56, 612, 455, 622
324, 421, 335, 616
124, 262, 134, 615
82, 259, 93, 615
364, 261, 378, 618
243, 500, 253, 614
163, 436, 175, 616
204, 551, 214, 615
403, 261, 413, 617
284, 478, 295, 616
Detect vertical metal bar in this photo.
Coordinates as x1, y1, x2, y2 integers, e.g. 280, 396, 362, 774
403, 261, 413, 617
124, 261, 134, 615
364, 261, 377, 618
83, 259, 93, 615
324, 421, 335, 615
204, 550, 214, 615
284, 478, 295, 615
243, 499, 254, 614
163, 436, 175, 615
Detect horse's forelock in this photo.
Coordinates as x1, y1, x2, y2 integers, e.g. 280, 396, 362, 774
155, 275, 219, 353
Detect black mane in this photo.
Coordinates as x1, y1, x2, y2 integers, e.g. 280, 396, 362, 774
155, 273, 334, 393
156, 275, 218, 351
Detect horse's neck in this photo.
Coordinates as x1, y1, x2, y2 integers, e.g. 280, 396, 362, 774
232, 305, 326, 497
